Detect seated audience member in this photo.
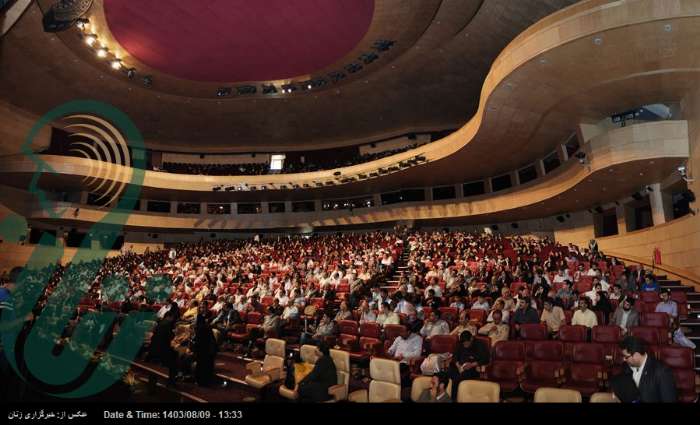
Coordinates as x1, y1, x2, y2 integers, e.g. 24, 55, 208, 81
609, 284, 624, 301
555, 280, 575, 310
394, 292, 417, 316
447, 331, 489, 399
591, 283, 613, 325
470, 291, 490, 311
420, 310, 450, 340
640, 274, 659, 292
423, 289, 442, 311
417, 371, 452, 403
182, 300, 199, 321
358, 300, 377, 324
334, 302, 352, 322
477, 310, 509, 344
300, 313, 335, 346
449, 296, 466, 312
298, 342, 338, 403
513, 297, 539, 334
540, 298, 566, 335
571, 297, 598, 328
451, 311, 478, 337
655, 288, 678, 322
377, 302, 401, 326
611, 297, 640, 334
262, 299, 283, 337
486, 299, 510, 323
611, 336, 677, 402
387, 322, 423, 364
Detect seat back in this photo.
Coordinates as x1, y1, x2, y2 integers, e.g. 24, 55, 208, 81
247, 311, 263, 324
300, 344, 318, 364
266, 338, 286, 357
640, 312, 669, 328
590, 392, 620, 403
360, 322, 382, 339
338, 320, 359, 335
493, 341, 525, 362
384, 324, 406, 341
571, 342, 605, 364
368, 358, 401, 402
591, 325, 622, 344
456, 380, 500, 403
659, 346, 695, 369
640, 292, 659, 304
629, 326, 660, 346
529, 341, 563, 361
330, 349, 351, 373
558, 325, 588, 342
533, 387, 582, 403
430, 334, 458, 354
519, 323, 548, 340
468, 309, 487, 325
438, 307, 459, 324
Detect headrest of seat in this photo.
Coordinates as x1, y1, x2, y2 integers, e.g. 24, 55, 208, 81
300, 345, 319, 364
534, 387, 582, 403
330, 349, 350, 372
266, 338, 286, 357
369, 380, 402, 402
369, 358, 401, 384
457, 380, 500, 403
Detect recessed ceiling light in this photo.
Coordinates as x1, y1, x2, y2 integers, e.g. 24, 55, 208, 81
110, 59, 122, 70
593, 37, 603, 45
539, 58, 547, 64
664, 24, 672, 32
84, 34, 97, 46
96, 48, 108, 58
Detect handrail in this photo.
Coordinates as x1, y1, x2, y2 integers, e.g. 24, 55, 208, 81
603, 250, 700, 290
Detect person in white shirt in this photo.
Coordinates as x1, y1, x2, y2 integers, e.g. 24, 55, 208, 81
586, 265, 601, 277
424, 280, 442, 298
358, 300, 377, 324
394, 294, 417, 316
377, 302, 400, 326
470, 292, 490, 311
552, 269, 569, 284
387, 326, 423, 363
420, 311, 451, 340
281, 304, 299, 321
571, 297, 598, 328
618, 335, 677, 402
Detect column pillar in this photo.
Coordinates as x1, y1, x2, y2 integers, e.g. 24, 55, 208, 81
648, 183, 667, 225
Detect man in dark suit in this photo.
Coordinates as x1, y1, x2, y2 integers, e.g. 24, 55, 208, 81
146, 310, 178, 386
613, 336, 677, 402
298, 342, 337, 402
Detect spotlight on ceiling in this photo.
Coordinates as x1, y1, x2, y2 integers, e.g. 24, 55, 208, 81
126, 68, 136, 79
96, 47, 108, 58
76, 18, 90, 31
84, 34, 97, 46
143, 75, 153, 87
110, 59, 122, 70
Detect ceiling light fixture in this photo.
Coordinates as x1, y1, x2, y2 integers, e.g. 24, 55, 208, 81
84, 34, 97, 46
96, 48, 108, 58
76, 18, 90, 31
110, 59, 122, 70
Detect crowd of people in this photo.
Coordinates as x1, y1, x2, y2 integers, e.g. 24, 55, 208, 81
0, 230, 693, 402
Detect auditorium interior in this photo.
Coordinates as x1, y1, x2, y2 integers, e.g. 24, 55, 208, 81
0, 0, 699, 406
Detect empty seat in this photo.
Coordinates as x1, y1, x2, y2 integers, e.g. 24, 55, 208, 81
641, 312, 669, 328
457, 380, 500, 403
468, 309, 487, 325
438, 307, 459, 325
640, 292, 659, 304
338, 320, 359, 336
658, 346, 698, 403
670, 368, 699, 403
629, 326, 662, 346
360, 322, 382, 339
348, 358, 402, 403
328, 349, 351, 402
534, 387, 582, 403
485, 341, 526, 393
591, 325, 622, 344
518, 323, 548, 340
245, 338, 286, 390
659, 346, 695, 370
559, 325, 588, 360
563, 343, 607, 396
521, 341, 565, 394
430, 334, 458, 354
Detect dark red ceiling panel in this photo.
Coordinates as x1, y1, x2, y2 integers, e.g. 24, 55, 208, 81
104, 0, 375, 82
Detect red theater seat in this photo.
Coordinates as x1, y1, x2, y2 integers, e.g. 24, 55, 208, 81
671, 369, 699, 403
629, 326, 665, 346
468, 309, 487, 326
641, 312, 669, 328
659, 346, 695, 370
519, 323, 548, 340
558, 325, 588, 360
591, 325, 622, 344
429, 334, 458, 354
640, 292, 659, 304
438, 307, 459, 324
521, 341, 564, 393
563, 343, 607, 396
485, 341, 526, 393
360, 322, 381, 339
337, 320, 359, 336
384, 324, 406, 342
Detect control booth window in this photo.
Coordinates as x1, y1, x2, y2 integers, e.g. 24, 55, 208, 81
268, 202, 286, 213
237, 203, 262, 214
292, 201, 315, 213
207, 203, 231, 214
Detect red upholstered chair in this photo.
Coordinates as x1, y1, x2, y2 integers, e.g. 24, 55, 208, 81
670, 369, 700, 403
521, 341, 565, 394
558, 325, 588, 361
518, 323, 548, 341
310, 298, 326, 309
576, 277, 593, 293
562, 343, 607, 396
640, 292, 659, 304
261, 296, 274, 307
659, 346, 695, 370
422, 307, 433, 318
360, 322, 382, 339
670, 291, 688, 320
468, 309, 487, 326
658, 344, 698, 402
592, 325, 622, 345
629, 326, 661, 347
429, 334, 458, 354
485, 341, 526, 393
337, 320, 359, 336
438, 307, 459, 325
384, 324, 406, 342
640, 312, 670, 328
510, 281, 527, 294
247, 311, 263, 325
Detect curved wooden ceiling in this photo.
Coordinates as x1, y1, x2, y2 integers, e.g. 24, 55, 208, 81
2, 0, 574, 151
